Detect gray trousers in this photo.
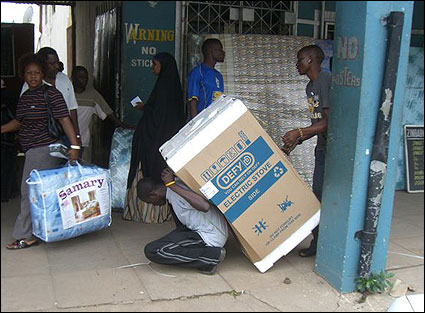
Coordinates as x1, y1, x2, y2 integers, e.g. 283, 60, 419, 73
12, 145, 62, 240
310, 147, 326, 246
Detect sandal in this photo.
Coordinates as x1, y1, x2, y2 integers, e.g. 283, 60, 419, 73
6, 239, 39, 250
298, 241, 317, 257
298, 246, 317, 257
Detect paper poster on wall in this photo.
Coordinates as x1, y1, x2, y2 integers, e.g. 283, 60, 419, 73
404, 125, 424, 193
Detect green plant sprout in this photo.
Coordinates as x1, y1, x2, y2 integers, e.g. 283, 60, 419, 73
355, 270, 395, 295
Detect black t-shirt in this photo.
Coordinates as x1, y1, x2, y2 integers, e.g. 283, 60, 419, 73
305, 71, 331, 149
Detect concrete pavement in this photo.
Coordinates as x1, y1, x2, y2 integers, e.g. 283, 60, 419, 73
1, 191, 423, 312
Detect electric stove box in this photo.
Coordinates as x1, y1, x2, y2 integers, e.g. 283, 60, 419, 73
160, 96, 320, 272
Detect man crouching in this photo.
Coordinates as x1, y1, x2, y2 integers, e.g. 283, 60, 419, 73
138, 168, 228, 275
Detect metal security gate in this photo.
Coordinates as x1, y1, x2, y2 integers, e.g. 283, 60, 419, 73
181, 1, 296, 92
183, 1, 294, 35
179, 1, 319, 186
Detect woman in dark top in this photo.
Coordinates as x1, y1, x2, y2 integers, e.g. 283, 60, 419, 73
1, 53, 80, 249
124, 52, 185, 223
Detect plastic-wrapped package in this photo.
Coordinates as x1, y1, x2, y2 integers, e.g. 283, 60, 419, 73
217, 34, 316, 185
27, 162, 112, 242
188, 34, 335, 186
108, 127, 135, 210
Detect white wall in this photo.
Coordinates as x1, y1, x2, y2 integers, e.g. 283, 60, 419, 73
73, 1, 100, 88
39, 5, 71, 74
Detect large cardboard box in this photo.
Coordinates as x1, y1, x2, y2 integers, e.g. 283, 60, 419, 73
160, 96, 320, 272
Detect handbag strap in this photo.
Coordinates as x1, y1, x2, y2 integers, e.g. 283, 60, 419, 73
43, 85, 54, 116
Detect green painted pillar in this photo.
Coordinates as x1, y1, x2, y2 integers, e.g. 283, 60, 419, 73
314, 1, 414, 293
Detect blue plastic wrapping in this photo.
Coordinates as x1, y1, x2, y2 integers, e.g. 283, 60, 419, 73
27, 162, 112, 242
109, 127, 135, 210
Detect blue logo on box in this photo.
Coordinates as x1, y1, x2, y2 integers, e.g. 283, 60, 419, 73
200, 131, 251, 183
277, 196, 293, 213
252, 218, 268, 236
217, 152, 254, 189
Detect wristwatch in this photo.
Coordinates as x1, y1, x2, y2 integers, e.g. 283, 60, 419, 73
297, 137, 303, 145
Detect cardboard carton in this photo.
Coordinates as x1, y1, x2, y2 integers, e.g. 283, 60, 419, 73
160, 96, 320, 272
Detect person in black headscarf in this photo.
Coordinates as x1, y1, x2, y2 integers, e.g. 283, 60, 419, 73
123, 52, 185, 223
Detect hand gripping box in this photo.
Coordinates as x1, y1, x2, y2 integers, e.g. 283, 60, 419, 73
160, 96, 320, 272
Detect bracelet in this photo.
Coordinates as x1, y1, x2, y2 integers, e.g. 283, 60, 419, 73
297, 128, 304, 139
76, 134, 81, 139
165, 181, 176, 187
70, 145, 81, 150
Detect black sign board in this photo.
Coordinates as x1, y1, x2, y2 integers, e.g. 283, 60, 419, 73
404, 125, 424, 193
1, 26, 15, 77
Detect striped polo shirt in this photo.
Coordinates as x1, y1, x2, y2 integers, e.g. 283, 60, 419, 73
16, 85, 70, 152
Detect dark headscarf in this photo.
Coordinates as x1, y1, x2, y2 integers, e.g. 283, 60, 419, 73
127, 52, 185, 187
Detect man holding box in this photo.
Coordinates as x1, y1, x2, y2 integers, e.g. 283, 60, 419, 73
282, 44, 331, 258
138, 168, 228, 275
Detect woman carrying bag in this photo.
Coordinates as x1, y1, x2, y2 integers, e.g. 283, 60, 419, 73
1, 53, 79, 249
